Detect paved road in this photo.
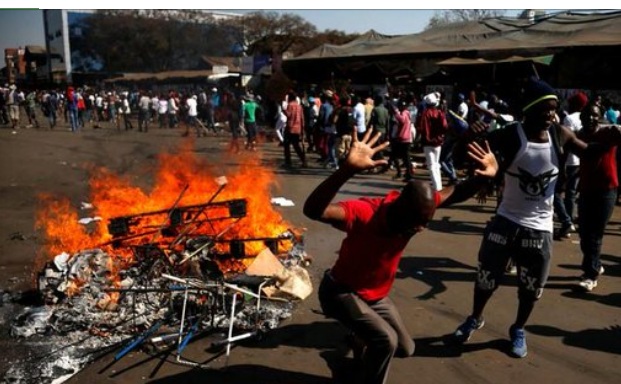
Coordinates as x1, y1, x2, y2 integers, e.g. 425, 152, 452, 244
1, 124, 619, 383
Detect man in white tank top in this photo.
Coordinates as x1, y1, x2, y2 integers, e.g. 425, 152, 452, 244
451, 77, 621, 359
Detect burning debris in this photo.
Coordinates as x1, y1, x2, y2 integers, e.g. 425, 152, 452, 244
5, 150, 313, 383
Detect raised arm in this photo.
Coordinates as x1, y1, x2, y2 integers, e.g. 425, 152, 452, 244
303, 128, 389, 224
437, 140, 499, 208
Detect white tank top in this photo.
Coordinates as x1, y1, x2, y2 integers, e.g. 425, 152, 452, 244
497, 124, 559, 232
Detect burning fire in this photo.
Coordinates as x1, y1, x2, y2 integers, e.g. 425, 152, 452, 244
35, 142, 294, 275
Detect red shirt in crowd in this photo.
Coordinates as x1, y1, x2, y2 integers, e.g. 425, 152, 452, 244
578, 144, 618, 192
285, 100, 304, 135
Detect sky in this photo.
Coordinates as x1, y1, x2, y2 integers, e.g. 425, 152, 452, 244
0, 5, 615, 54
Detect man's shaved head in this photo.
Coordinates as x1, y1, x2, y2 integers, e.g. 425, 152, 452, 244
386, 180, 437, 237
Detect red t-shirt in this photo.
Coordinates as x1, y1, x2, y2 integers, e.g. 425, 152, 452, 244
331, 191, 411, 302
578, 130, 619, 192
579, 144, 618, 192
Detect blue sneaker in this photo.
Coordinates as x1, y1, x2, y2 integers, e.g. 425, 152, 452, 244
453, 316, 485, 343
509, 325, 528, 358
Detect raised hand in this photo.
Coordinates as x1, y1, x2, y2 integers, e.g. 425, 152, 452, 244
344, 128, 390, 172
467, 140, 498, 178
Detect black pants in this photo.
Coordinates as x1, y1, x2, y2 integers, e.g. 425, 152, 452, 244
318, 271, 415, 384
284, 131, 306, 166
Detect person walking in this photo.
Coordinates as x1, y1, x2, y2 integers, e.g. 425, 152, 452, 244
369, 95, 391, 173
417, 92, 449, 191
553, 91, 587, 240
7, 85, 20, 129
391, 100, 415, 181
137, 90, 151, 132
304, 127, 498, 384
575, 101, 619, 291
242, 93, 259, 151
66, 86, 79, 132
283, 91, 307, 168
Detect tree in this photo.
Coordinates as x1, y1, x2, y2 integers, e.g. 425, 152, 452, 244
72, 10, 238, 73
221, 11, 319, 57
425, 10, 506, 30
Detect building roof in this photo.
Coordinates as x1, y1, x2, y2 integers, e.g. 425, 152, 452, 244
25, 45, 47, 55
290, 11, 621, 61
200, 56, 242, 72
105, 69, 215, 83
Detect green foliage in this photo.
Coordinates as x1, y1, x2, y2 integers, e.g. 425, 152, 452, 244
69, 10, 365, 73
73, 10, 238, 72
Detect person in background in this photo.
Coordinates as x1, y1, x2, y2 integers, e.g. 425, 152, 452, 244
25, 89, 40, 128
138, 90, 151, 132
45, 90, 58, 129
364, 96, 374, 129
391, 100, 415, 181
0, 85, 8, 125
441, 93, 470, 185
304, 95, 319, 153
417, 92, 449, 191
304, 127, 498, 384
283, 91, 307, 168
242, 93, 259, 151
120, 93, 133, 130
158, 94, 168, 129
183, 94, 206, 137
368, 94, 391, 173
66, 86, 79, 132
7, 85, 20, 129
168, 91, 179, 129
553, 91, 588, 240
76, 90, 86, 129
574, 101, 619, 291
352, 95, 367, 140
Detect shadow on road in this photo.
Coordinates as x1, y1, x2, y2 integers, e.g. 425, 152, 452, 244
527, 324, 621, 355
147, 364, 333, 384
397, 256, 477, 300
414, 334, 510, 358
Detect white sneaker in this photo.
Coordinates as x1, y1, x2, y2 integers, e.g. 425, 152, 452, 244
598, 266, 605, 275
579, 278, 598, 292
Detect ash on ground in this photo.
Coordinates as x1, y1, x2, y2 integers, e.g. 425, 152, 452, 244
1, 245, 303, 384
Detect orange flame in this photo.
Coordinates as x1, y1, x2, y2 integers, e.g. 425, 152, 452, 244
35, 142, 293, 274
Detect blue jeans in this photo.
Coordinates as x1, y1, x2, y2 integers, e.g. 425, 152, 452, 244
440, 135, 458, 181
554, 165, 580, 225
68, 109, 79, 132
326, 133, 337, 166
578, 188, 617, 279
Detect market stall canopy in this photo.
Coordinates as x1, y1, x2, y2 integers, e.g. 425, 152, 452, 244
290, 11, 621, 61
437, 55, 554, 66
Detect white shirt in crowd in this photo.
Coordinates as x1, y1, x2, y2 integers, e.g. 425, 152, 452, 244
186, 97, 198, 117
158, 99, 168, 114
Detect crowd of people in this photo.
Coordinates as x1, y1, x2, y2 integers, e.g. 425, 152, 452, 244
0, 84, 269, 136
304, 77, 621, 383
2, 77, 620, 383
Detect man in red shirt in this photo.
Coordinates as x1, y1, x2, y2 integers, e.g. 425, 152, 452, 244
304, 128, 498, 384
575, 102, 619, 291
284, 91, 307, 168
